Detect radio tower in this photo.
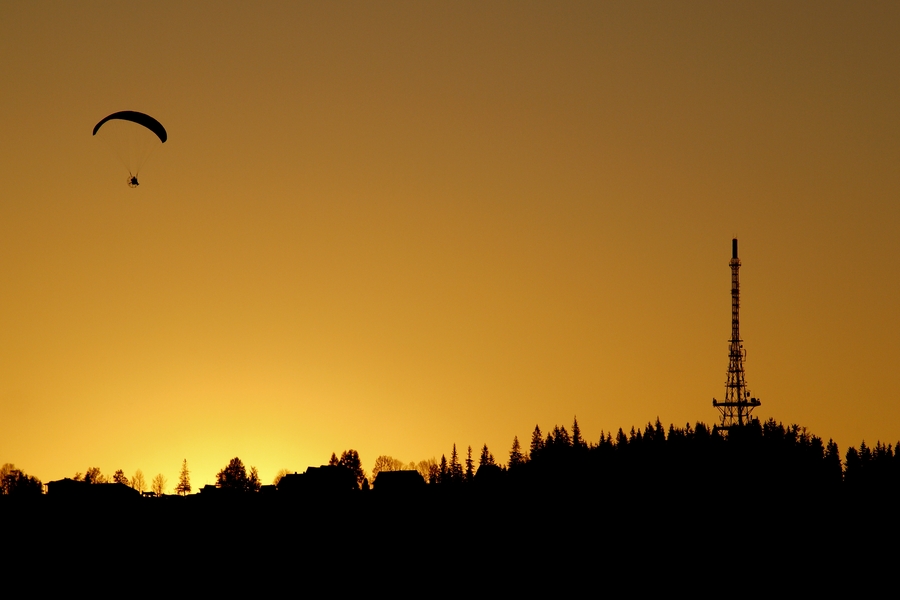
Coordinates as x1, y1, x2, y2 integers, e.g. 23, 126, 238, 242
712, 238, 760, 432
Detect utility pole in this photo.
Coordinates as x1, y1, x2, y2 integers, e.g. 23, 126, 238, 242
712, 238, 760, 432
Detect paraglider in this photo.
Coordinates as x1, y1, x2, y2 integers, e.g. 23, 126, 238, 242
93, 111, 167, 187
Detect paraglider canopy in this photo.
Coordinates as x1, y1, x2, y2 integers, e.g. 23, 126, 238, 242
93, 111, 167, 143
93, 111, 167, 187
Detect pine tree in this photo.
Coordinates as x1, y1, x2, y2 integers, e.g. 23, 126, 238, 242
450, 444, 463, 483
465, 446, 475, 483
615, 428, 628, 449
824, 439, 842, 484
554, 425, 571, 447
479, 443, 495, 467
175, 459, 191, 496
572, 416, 584, 449
508, 435, 525, 468
439, 454, 448, 484
530, 425, 544, 460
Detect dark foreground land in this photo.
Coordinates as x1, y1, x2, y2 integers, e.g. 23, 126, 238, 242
7, 474, 897, 580
8, 419, 900, 582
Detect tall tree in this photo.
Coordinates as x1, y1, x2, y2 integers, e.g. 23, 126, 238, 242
217, 457, 250, 492
248, 466, 261, 492
112, 469, 129, 485
553, 425, 571, 448
465, 446, 475, 482
0, 464, 42, 496
131, 469, 146, 493
439, 454, 448, 485
372, 455, 396, 482
175, 459, 191, 496
825, 439, 842, 484
479, 444, 495, 467
449, 444, 463, 483
572, 416, 584, 449
151, 473, 166, 496
530, 425, 544, 460
339, 450, 366, 488
416, 458, 438, 484
508, 436, 525, 468
84, 467, 107, 484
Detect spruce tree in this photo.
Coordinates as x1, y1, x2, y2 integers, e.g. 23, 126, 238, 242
554, 425, 571, 447
465, 446, 475, 482
508, 436, 525, 468
439, 454, 448, 484
175, 459, 191, 496
450, 444, 463, 483
572, 416, 584, 449
530, 425, 544, 460
479, 443, 495, 467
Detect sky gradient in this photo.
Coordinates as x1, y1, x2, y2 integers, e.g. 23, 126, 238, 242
2, 1, 899, 489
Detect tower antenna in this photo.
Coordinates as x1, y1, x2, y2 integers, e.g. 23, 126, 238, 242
712, 238, 760, 432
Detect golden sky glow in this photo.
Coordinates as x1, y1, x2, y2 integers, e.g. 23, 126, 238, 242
2, 2, 900, 488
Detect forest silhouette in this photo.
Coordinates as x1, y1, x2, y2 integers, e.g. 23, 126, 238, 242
5, 415, 899, 577
5, 417, 898, 523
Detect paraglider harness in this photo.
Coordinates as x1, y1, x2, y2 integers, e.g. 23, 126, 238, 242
128, 175, 139, 188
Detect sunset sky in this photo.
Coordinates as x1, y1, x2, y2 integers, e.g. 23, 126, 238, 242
2, 2, 899, 489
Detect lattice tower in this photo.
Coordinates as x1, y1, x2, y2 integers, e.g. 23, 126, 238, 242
712, 239, 760, 432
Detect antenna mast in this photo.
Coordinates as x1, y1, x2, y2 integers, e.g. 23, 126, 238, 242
712, 238, 760, 432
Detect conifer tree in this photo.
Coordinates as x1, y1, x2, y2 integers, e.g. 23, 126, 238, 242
615, 428, 628, 449
175, 459, 191, 496
479, 443, 495, 467
530, 425, 544, 460
554, 425, 571, 447
465, 446, 475, 482
821, 439, 841, 484
439, 454, 448, 484
450, 444, 463, 483
572, 416, 584, 449
508, 436, 525, 468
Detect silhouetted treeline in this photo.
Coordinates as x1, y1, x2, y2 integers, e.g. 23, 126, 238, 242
844, 439, 900, 493
483, 418, 849, 501
5, 418, 900, 502
0, 463, 42, 497
7, 420, 900, 575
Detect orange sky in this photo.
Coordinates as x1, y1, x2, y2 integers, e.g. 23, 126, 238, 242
2, 2, 899, 489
